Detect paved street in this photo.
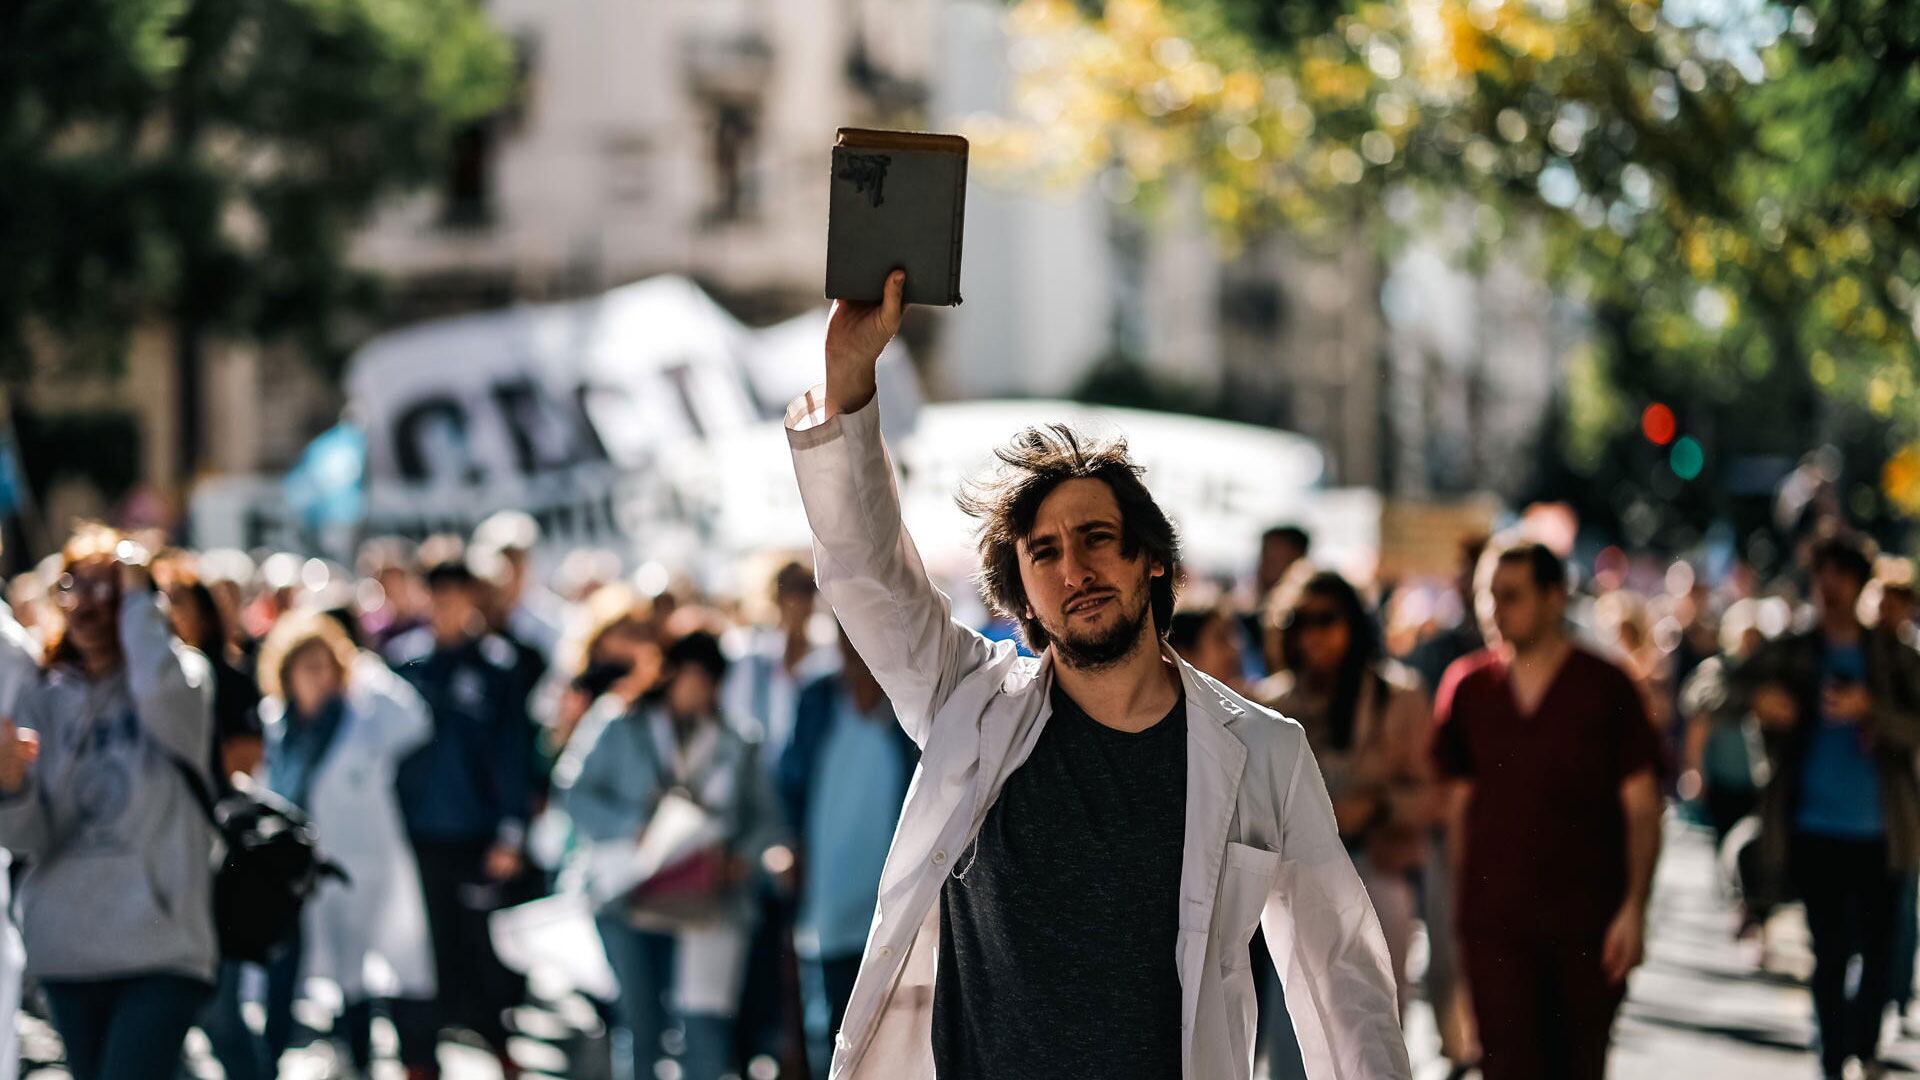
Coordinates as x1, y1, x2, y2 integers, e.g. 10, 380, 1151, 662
1398, 817, 1903, 1080
20, 818, 1900, 1079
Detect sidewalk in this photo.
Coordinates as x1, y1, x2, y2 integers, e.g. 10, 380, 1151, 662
1416, 817, 1918, 1080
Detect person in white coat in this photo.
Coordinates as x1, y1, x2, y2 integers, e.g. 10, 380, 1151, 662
255, 610, 439, 1079
782, 270, 1410, 1080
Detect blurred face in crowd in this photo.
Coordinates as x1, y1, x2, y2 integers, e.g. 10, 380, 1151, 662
1486, 560, 1564, 652
429, 580, 484, 644
377, 567, 420, 617
1017, 478, 1163, 672
775, 577, 816, 635
58, 557, 122, 662
285, 641, 345, 718
1181, 612, 1244, 684
1258, 534, 1305, 594
666, 662, 719, 721
1813, 562, 1866, 624
1290, 593, 1351, 677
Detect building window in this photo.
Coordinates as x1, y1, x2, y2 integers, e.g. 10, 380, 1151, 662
706, 101, 760, 224
441, 34, 536, 229
442, 121, 496, 227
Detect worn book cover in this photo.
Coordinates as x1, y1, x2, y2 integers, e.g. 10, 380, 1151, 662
826, 128, 967, 306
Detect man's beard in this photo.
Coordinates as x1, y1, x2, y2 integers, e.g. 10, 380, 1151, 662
1047, 587, 1153, 673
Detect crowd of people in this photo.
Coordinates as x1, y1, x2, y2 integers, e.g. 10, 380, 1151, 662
0, 493, 1912, 1079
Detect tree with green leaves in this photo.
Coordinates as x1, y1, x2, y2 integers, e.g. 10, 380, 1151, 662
971, 0, 1920, 541
0, 0, 514, 480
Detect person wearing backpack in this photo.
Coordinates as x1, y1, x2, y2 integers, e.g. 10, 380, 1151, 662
0, 526, 216, 1080
255, 608, 440, 1079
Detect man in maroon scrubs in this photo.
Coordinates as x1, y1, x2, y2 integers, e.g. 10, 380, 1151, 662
1432, 541, 1664, 1080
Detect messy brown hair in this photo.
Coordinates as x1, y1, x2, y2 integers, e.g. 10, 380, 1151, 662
957, 424, 1180, 652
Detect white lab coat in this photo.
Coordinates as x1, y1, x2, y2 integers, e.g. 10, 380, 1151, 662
263, 654, 436, 1001
785, 390, 1411, 1080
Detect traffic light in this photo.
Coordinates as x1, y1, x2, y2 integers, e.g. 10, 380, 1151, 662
1640, 403, 1676, 446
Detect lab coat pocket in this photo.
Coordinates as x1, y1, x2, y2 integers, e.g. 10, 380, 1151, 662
1218, 841, 1281, 968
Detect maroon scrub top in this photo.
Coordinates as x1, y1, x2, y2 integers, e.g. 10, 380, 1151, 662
1432, 645, 1662, 941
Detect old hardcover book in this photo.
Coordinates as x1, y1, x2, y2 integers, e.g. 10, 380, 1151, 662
826, 128, 968, 306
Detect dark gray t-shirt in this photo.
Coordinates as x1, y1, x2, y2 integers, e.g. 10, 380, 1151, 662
932, 682, 1187, 1080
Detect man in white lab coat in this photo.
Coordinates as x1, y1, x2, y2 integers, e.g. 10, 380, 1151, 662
783, 270, 1409, 1080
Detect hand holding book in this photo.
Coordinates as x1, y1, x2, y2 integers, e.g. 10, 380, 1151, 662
824, 269, 905, 416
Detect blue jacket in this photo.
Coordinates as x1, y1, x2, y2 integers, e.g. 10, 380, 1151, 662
391, 632, 533, 847
555, 696, 784, 919
777, 673, 918, 841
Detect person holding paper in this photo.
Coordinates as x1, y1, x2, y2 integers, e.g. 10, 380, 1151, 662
554, 627, 783, 1080
785, 270, 1409, 1080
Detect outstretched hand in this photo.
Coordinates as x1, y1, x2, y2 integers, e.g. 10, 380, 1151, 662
823, 270, 906, 416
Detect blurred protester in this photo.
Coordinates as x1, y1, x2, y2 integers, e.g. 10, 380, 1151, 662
391, 556, 534, 1079
1669, 580, 1721, 738
196, 548, 259, 666
1255, 525, 1310, 601
1679, 599, 1773, 846
777, 627, 916, 1073
156, 572, 268, 1080
472, 510, 567, 663
160, 575, 264, 782
1396, 533, 1488, 1075
548, 585, 663, 761
723, 560, 839, 764
527, 586, 664, 884
1594, 588, 1673, 744
556, 629, 782, 1080
1873, 558, 1920, 1032
1403, 536, 1490, 693
357, 537, 427, 653
255, 610, 440, 1079
1255, 571, 1439, 1076
1433, 541, 1663, 1080
0, 528, 216, 1080
1745, 536, 1920, 1080
1244, 525, 1311, 676
724, 559, 836, 1073
1677, 598, 1779, 968
1166, 602, 1248, 692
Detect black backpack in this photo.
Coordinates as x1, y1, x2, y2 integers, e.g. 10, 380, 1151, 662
170, 759, 347, 964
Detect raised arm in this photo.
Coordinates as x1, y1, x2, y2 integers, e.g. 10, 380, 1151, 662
786, 271, 998, 747
120, 582, 214, 773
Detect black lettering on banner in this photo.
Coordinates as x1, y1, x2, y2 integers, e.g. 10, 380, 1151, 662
393, 398, 483, 484
659, 362, 707, 439
571, 384, 614, 462
490, 379, 550, 475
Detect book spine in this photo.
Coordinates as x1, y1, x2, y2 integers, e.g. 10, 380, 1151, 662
948, 152, 967, 305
